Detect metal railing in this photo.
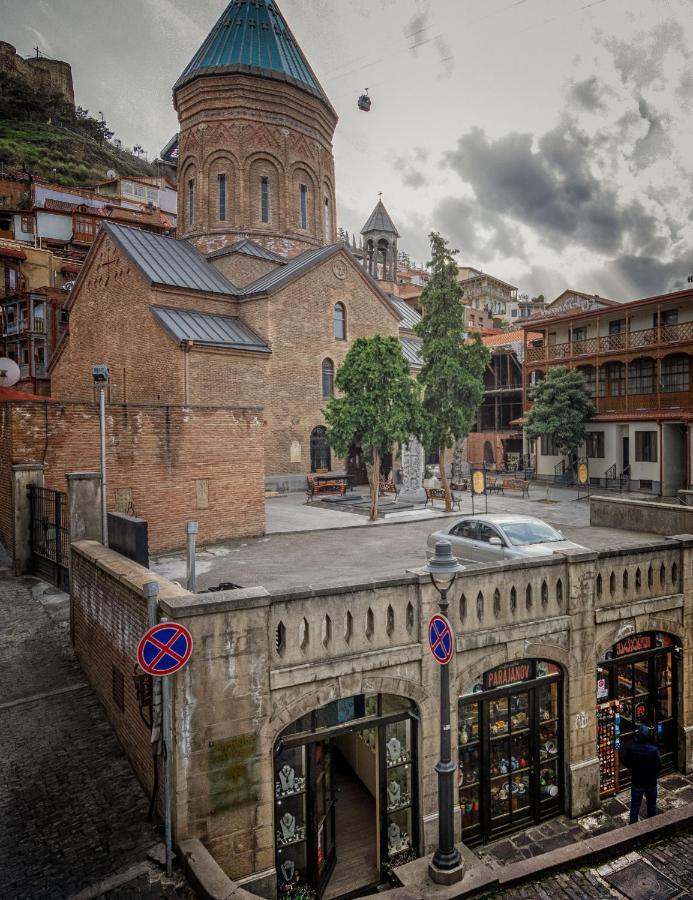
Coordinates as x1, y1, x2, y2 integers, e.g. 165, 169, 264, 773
526, 321, 693, 363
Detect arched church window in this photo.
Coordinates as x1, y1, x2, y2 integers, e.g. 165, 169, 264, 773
260, 176, 270, 224
334, 303, 346, 341
322, 358, 334, 399
299, 184, 308, 230
187, 178, 194, 226
324, 196, 330, 242
218, 174, 227, 222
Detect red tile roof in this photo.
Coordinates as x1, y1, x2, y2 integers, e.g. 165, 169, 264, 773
0, 387, 56, 402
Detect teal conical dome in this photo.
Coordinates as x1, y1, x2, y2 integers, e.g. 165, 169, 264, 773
175, 0, 330, 106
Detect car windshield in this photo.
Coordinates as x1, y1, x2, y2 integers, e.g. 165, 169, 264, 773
498, 520, 563, 546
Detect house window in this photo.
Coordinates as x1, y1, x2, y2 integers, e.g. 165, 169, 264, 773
321, 358, 334, 399
33, 342, 46, 375
628, 358, 655, 395
609, 319, 625, 334
334, 303, 346, 340
299, 184, 307, 230
572, 326, 587, 343
661, 355, 689, 392
260, 177, 270, 224
607, 362, 625, 396
578, 366, 596, 397
653, 310, 678, 327
187, 178, 194, 226
218, 174, 227, 221
73, 215, 96, 242
585, 432, 605, 459
540, 434, 559, 456
635, 431, 658, 463
21, 214, 34, 234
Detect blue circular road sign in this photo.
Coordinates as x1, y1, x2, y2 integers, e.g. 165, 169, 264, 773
137, 622, 193, 676
428, 614, 454, 665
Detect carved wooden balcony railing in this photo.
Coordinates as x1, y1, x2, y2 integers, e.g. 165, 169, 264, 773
525, 321, 693, 365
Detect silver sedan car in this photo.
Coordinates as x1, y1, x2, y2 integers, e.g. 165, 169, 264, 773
427, 514, 587, 562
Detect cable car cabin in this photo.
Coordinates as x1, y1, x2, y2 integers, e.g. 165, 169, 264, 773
358, 91, 371, 112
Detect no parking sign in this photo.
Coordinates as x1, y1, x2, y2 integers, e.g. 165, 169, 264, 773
428, 614, 454, 665
137, 622, 193, 676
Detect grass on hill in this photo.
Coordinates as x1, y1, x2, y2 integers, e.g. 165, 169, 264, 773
0, 120, 159, 187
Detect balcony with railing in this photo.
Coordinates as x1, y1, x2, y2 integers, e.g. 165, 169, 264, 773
525, 320, 693, 364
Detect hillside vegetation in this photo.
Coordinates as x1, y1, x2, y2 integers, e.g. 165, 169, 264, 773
0, 70, 158, 187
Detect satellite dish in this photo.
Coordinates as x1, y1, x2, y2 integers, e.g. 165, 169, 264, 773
106, 169, 117, 179
0, 358, 21, 388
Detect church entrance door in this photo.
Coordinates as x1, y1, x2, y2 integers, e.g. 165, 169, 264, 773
346, 444, 368, 485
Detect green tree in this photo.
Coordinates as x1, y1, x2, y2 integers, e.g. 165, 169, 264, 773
415, 232, 490, 510
325, 335, 421, 521
525, 367, 595, 464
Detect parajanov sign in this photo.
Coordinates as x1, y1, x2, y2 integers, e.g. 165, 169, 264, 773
484, 661, 531, 690
615, 634, 653, 657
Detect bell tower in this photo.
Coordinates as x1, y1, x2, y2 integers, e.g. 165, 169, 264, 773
173, 0, 338, 257
361, 196, 399, 289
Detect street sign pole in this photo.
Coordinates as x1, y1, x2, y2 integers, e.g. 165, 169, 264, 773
161, 669, 173, 876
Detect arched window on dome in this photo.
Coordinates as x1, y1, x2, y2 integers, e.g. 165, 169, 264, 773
299, 184, 308, 230
187, 178, 195, 226
218, 174, 227, 222
260, 176, 270, 224
334, 303, 346, 341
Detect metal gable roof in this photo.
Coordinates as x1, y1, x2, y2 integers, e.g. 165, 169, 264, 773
389, 295, 421, 331
207, 239, 287, 263
151, 305, 270, 352
103, 222, 239, 296
400, 337, 423, 370
174, 0, 331, 107
240, 241, 343, 294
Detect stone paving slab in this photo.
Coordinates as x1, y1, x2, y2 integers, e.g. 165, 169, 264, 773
0, 573, 194, 900
475, 771, 693, 870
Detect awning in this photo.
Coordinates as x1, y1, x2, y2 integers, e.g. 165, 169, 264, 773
0, 246, 27, 260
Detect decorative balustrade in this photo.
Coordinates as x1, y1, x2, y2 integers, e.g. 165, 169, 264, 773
525, 320, 693, 365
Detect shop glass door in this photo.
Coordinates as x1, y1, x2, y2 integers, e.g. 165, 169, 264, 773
310, 740, 336, 894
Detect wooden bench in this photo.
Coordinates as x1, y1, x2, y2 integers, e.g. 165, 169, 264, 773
306, 477, 349, 503
424, 487, 461, 511
379, 479, 399, 498
485, 476, 503, 495
501, 478, 530, 498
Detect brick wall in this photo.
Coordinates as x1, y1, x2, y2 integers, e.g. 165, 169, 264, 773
71, 541, 192, 812
209, 253, 279, 289
0, 403, 13, 556
8, 400, 265, 553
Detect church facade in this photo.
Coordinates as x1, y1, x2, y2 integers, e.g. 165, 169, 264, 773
10, 0, 416, 553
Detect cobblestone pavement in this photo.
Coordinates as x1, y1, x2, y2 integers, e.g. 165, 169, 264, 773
489, 826, 693, 897
475, 770, 693, 869
0, 571, 193, 900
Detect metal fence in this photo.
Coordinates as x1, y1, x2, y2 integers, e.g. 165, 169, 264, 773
28, 484, 70, 591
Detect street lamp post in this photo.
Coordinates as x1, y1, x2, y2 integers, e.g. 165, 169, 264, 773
423, 540, 466, 884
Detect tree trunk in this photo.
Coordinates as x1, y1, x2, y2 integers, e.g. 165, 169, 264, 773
370, 448, 381, 521
439, 444, 452, 512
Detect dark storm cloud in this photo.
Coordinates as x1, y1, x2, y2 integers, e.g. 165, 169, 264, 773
444, 122, 663, 256
432, 195, 525, 263
568, 76, 607, 112
587, 251, 693, 301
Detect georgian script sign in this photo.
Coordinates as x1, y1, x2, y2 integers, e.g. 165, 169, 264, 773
615, 634, 653, 657
541, 291, 611, 318
484, 661, 531, 690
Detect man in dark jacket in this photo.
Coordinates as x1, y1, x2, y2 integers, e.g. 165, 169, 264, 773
621, 724, 662, 823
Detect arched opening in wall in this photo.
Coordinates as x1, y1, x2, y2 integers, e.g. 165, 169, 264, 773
597, 632, 680, 797
324, 195, 331, 243
377, 238, 390, 280
483, 440, 495, 466
628, 357, 656, 396
661, 353, 690, 393
459, 659, 564, 845
273, 693, 420, 896
365, 239, 375, 276
321, 358, 334, 399
310, 426, 331, 473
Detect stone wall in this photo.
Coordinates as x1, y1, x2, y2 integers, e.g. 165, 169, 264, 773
0, 402, 14, 556
0, 42, 74, 106
591, 495, 693, 536
71, 542, 191, 808
6, 399, 265, 554
71, 533, 693, 895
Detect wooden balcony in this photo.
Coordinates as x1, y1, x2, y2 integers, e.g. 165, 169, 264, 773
525, 321, 693, 365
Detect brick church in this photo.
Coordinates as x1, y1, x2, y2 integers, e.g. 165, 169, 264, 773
2, 0, 417, 553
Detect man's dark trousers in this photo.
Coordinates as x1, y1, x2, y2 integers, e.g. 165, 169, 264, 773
630, 783, 657, 824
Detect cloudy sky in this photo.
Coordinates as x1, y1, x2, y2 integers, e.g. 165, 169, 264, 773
3, 0, 693, 300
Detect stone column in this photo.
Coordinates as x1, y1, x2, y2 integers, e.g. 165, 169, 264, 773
400, 437, 425, 499
66, 472, 103, 543
12, 463, 46, 576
